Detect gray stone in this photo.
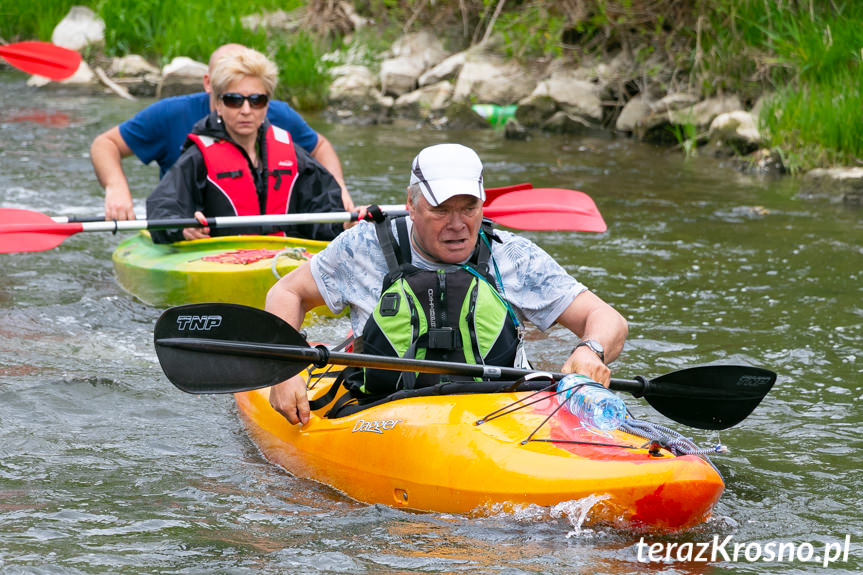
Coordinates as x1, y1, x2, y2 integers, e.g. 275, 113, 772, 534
514, 94, 558, 127
157, 57, 207, 98
453, 54, 536, 104
800, 168, 863, 205
51, 6, 104, 51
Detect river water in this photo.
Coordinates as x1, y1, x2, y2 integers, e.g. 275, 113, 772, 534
1, 71, 861, 574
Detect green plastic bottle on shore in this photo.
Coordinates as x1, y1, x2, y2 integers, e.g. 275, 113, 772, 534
471, 104, 517, 126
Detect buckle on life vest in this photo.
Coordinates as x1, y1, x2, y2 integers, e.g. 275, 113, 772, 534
379, 292, 400, 316
428, 327, 457, 350
270, 168, 293, 190
216, 170, 243, 179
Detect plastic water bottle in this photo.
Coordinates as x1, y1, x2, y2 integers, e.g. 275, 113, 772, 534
471, 104, 517, 126
557, 374, 626, 431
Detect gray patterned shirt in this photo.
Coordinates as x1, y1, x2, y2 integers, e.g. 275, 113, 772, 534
310, 218, 586, 336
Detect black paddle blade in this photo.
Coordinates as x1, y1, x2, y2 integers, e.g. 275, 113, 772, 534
642, 364, 777, 430
154, 303, 311, 394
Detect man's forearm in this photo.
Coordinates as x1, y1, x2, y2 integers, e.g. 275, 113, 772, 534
91, 135, 129, 191
91, 127, 138, 220
311, 134, 354, 210
264, 263, 323, 330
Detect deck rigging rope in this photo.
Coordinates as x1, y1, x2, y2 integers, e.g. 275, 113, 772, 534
473, 375, 726, 476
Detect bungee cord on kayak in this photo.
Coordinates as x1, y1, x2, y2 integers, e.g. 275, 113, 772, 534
472, 372, 727, 466
270, 247, 311, 279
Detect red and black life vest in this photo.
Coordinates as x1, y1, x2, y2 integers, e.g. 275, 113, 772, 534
187, 125, 299, 216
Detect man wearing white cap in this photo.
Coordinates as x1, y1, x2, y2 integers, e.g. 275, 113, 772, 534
265, 143, 628, 425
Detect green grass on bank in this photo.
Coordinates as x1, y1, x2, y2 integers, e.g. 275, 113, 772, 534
1, 0, 332, 110
96, 0, 332, 109
0, 0, 79, 42
697, 1, 863, 171
3, 0, 861, 170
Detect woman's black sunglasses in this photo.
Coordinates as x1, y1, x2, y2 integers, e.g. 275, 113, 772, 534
220, 93, 269, 109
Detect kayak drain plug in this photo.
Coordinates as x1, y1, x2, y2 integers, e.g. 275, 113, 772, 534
394, 489, 409, 505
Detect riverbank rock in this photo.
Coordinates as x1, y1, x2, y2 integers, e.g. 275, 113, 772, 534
380, 31, 449, 97
26, 59, 96, 89
242, 8, 304, 33
51, 6, 104, 52
157, 57, 207, 98
436, 101, 490, 130
327, 65, 392, 124
515, 95, 558, 128
504, 117, 530, 140
106, 55, 161, 97
419, 53, 465, 87
23, 6, 104, 90
632, 94, 743, 145
452, 50, 538, 105
708, 111, 762, 155
512, 67, 603, 133
393, 81, 453, 119
799, 168, 863, 206
242, 2, 368, 37
615, 95, 649, 132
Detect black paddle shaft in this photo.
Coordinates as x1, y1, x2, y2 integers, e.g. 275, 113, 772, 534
153, 303, 777, 430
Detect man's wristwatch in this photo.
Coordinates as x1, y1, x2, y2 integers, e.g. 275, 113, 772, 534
573, 339, 605, 363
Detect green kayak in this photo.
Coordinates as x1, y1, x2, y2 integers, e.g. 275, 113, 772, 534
112, 231, 329, 309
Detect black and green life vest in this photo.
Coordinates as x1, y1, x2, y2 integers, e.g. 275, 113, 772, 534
351, 216, 520, 396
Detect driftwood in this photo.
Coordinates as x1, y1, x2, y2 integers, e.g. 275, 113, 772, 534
94, 66, 136, 101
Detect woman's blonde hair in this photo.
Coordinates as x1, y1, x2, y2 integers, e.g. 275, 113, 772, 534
210, 47, 278, 98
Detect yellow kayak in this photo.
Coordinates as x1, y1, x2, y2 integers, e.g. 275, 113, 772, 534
234, 368, 725, 531
112, 231, 328, 309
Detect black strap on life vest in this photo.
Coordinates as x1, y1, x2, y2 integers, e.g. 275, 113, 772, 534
269, 168, 293, 190
367, 216, 503, 392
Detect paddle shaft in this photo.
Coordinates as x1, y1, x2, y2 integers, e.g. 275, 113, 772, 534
42, 204, 594, 231
48, 184, 535, 224
43, 206, 408, 234
3, 186, 607, 253
153, 303, 776, 429
156, 336, 686, 398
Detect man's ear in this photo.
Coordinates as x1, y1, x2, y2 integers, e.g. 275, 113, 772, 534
203, 74, 217, 112
405, 189, 416, 221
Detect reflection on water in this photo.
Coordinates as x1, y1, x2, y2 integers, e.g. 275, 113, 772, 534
0, 71, 861, 573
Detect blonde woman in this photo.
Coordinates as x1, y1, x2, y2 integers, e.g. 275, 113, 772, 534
146, 47, 347, 243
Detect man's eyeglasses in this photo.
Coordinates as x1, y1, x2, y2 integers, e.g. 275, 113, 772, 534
220, 93, 269, 109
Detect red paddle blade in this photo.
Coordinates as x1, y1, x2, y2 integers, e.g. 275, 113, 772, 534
0, 209, 82, 253
483, 182, 533, 204
0, 41, 82, 81
483, 188, 607, 232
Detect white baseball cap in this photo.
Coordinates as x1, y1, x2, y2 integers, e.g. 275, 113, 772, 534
409, 143, 485, 206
